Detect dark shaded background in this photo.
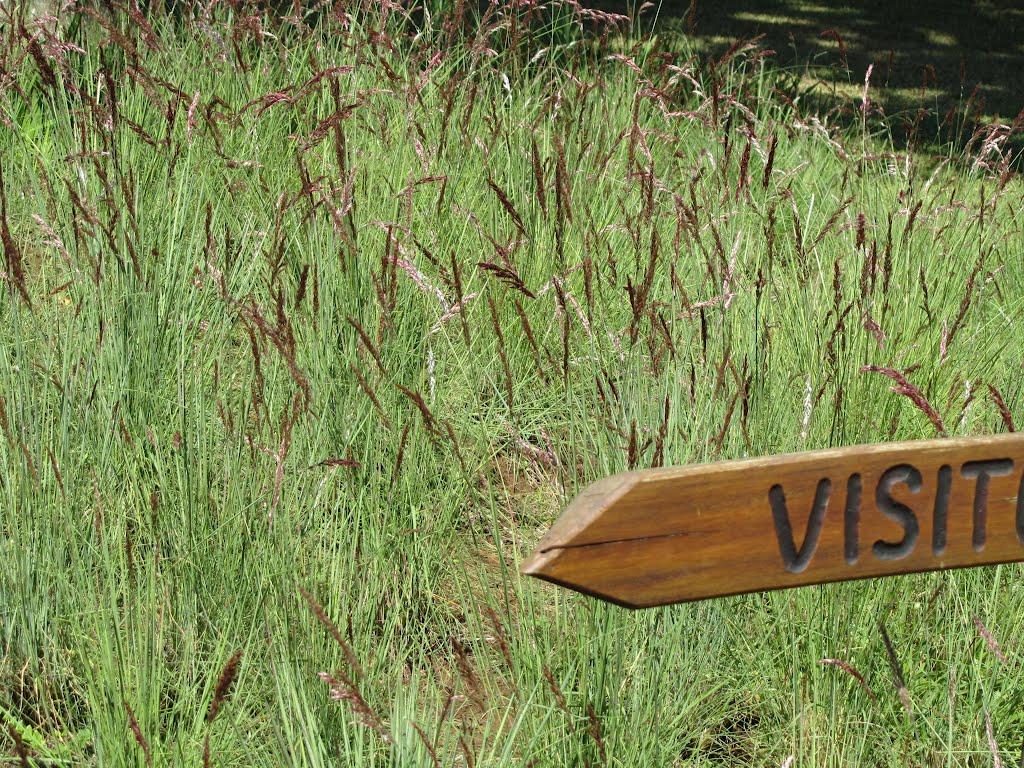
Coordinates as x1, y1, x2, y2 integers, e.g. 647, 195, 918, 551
604, 0, 1024, 153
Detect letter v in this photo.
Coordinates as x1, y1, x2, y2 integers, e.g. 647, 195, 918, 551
769, 479, 832, 573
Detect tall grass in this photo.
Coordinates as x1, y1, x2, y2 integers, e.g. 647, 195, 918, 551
1, 1, 1023, 765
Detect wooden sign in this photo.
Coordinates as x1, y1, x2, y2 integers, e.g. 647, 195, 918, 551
522, 435, 1024, 608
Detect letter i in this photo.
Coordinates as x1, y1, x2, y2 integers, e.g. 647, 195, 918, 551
933, 465, 952, 555
845, 474, 861, 564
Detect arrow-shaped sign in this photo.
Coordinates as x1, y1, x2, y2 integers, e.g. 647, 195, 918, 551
522, 434, 1024, 608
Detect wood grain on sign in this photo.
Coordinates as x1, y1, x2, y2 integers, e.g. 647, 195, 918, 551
522, 435, 1024, 608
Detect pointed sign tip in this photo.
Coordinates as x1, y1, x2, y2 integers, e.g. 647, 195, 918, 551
520, 547, 557, 577
530, 470, 643, 553
521, 546, 644, 609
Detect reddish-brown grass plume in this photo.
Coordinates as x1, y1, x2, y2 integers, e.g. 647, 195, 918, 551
819, 659, 876, 702
986, 384, 1016, 432
0, 164, 31, 308
861, 366, 947, 436
206, 650, 243, 724
300, 587, 364, 678
125, 702, 154, 768
202, 649, 243, 767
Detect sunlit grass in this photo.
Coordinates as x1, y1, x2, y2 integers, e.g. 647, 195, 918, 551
0, 2, 1023, 766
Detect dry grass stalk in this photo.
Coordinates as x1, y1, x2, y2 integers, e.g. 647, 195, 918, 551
239, 303, 311, 410
513, 298, 547, 383
987, 385, 1016, 432
452, 638, 485, 710
294, 264, 309, 310
652, 396, 671, 467
712, 389, 740, 453
449, 252, 471, 346
531, 136, 548, 217
207, 649, 243, 724
202, 650, 243, 768
735, 137, 751, 201
391, 422, 411, 488
878, 622, 914, 724
488, 296, 515, 412
626, 420, 639, 469
459, 730, 476, 768
542, 665, 576, 734
809, 197, 851, 255
318, 671, 392, 742
586, 704, 607, 765
486, 177, 527, 236
397, 384, 441, 437
91, 469, 103, 544
429, 291, 479, 338
21, 24, 56, 92
300, 586, 364, 679
941, 255, 984, 362
434, 688, 460, 746
762, 133, 777, 189
986, 711, 1003, 768
412, 722, 441, 768
7, 721, 30, 768
819, 659, 876, 702
0, 393, 14, 452
444, 421, 469, 476
819, 29, 848, 71
350, 362, 392, 430
554, 134, 573, 223
46, 446, 65, 500
308, 457, 359, 470
972, 615, 1008, 665
125, 702, 154, 768
861, 366, 947, 436
0, 163, 31, 308
478, 260, 535, 299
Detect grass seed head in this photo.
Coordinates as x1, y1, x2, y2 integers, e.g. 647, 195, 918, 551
206, 649, 243, 724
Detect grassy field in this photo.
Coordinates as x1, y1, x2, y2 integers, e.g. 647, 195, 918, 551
1, 2, 1023, 765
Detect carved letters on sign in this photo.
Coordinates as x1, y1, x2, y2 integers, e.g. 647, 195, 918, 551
522, 435, 1024, 608
770, 459, 1024, 573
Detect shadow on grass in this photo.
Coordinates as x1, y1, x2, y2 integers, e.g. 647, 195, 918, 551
614, 0, 1024, 157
